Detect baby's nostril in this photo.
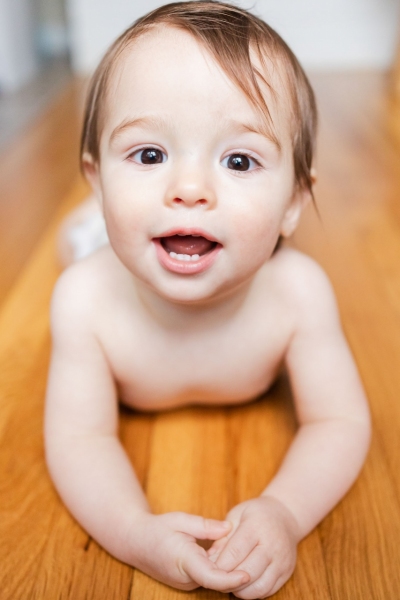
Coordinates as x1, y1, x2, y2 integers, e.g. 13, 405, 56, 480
172, 197, 207, 204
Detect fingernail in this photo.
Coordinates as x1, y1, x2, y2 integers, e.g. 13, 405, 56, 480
221, 521, 231, 529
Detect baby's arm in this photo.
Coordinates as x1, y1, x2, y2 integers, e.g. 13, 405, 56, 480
208, 259, 371, 598
44, 269, 249, 592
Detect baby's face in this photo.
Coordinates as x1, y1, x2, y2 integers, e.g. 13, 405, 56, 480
88, 27, 308, 304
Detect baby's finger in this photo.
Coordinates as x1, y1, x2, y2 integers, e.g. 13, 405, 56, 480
169, 512, 232, 540
214, 528, 257, 571
228, 546, 272, 592
207, 535, 229, 559
184, 551, 250, 593
232, 564, 280, 599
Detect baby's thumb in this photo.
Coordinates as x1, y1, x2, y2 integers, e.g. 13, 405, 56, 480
172, 513, 232, 540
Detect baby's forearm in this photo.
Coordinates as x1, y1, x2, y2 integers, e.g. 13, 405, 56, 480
45, 433, 150, 563
262, 417, 371, 539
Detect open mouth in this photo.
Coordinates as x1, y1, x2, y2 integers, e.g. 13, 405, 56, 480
161, 234, 217, 261
153, 232, 221, 274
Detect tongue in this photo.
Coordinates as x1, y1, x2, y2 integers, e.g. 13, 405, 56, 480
162, 235, 214, 256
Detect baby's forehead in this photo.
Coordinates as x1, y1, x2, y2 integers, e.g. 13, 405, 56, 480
103, 27, 293, 145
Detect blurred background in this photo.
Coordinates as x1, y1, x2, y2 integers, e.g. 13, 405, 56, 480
1, 0, 399, 147
1, 0, 400, 305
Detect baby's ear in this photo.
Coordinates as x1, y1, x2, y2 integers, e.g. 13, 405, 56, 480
82, 153, 104, 209
280, 185, 312, 238
310, 167, 317, 186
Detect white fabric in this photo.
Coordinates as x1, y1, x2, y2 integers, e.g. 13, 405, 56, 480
67, 211, 109, 261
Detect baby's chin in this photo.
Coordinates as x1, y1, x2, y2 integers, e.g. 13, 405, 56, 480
143, 278, 232, 307
142, 269, 267, 312
135, 268, 242, 309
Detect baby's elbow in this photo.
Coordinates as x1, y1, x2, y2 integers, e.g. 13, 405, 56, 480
347, 403, 372, 467
44, 428, 64, 479
358, 391, 372, 447
344, 384, 372, 460
360, 409, 372, 458
43, 415, 73, 482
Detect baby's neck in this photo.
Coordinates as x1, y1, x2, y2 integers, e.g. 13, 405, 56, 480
135, 278, 255, 332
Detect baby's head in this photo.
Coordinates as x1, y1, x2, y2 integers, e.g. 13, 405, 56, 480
81, 0, 317, 195
79, 1, 318, 303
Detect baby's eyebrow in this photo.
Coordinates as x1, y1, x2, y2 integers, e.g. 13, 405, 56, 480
219, 118, 281, 151
110, 115, 171, 144
109, 115, 281, 150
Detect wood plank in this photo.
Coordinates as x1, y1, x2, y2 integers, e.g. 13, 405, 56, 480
292, 73, 400, 599
130, 407, 230, 599
0, 79, 84, 307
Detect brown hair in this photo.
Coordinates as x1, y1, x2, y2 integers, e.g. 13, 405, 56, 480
81, 0, 317, 193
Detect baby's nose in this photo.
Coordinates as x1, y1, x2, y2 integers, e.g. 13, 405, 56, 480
164, 164, 217, 208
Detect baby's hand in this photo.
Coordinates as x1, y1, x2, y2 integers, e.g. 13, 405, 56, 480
127, 511, 250, 592
207, 497, 300, 598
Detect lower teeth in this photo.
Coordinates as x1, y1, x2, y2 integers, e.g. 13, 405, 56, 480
169, 251, 200, 262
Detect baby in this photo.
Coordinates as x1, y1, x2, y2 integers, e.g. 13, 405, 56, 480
45, 2, 371, 598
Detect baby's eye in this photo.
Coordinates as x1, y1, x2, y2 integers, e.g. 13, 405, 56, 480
130, 147, 167, 165
221, 153, 260, 172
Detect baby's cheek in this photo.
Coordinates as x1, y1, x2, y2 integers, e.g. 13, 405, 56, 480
104, 194, 148, 243
234, 215, 279, 264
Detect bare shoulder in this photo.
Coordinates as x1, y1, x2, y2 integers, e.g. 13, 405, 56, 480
50, 247, 126, 340
271, 247, 334, 295
270, 247, 340, 330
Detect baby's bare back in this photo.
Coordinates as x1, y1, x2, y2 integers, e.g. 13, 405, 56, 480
58, 245, 301, 411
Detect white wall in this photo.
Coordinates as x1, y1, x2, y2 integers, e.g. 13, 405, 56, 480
37, 0, 69, 57
0, 0, 40, 92
67, 0, 400, 74
253, 0, 400, 70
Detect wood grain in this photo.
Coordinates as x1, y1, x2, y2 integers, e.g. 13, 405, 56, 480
1, 70, 400, 599
0, 79, 84, 308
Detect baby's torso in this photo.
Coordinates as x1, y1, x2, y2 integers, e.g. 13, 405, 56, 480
87, 248, 296, 411
106, 315, 287, 410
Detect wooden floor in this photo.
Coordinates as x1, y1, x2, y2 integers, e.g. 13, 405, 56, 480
0, 78, 84, 308
1, 71, 400, 599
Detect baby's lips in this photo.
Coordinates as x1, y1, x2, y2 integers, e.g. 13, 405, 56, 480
154, 226, 221, 245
